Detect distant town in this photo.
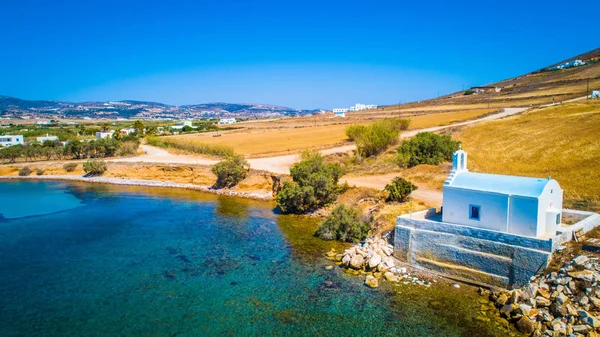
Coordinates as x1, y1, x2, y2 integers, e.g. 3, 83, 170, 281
0, 97, 327, 121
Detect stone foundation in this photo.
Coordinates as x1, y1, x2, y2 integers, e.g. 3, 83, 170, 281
394, 209, 600, 288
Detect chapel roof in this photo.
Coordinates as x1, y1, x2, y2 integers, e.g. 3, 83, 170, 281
448, 171, 555, 198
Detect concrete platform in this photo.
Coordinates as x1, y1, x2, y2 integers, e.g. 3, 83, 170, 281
394, 209, 600, 288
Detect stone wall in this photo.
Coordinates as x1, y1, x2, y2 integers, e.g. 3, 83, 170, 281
394, 209, 600, 288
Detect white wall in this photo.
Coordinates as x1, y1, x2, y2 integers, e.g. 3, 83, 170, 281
508, 196, 539, 237
537, 180, 563, 237
442, 187, 509, 232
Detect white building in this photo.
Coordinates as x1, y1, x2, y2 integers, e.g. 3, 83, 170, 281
120, 128, 135, 135
36, 120, 52, 126
332, 108, 349, 114
218, 118, 236, 125
334, 111, 346, 117
334, 104, 377, 113
442, 148, 563, 238
36, 134, 59, 143
96, 131, 115, 139
170, 120, 197, 131
0, 135, 24, 147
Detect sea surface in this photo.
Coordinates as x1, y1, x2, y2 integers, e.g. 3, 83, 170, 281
0, 180, 517, 336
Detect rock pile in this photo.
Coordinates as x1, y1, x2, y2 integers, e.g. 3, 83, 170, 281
484, 255, 600, 336
325, 236, 431, 288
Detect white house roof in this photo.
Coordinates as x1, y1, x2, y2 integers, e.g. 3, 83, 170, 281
449, 172, 553, 198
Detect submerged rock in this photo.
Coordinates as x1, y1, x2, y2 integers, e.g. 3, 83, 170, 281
365, 275, 379, 288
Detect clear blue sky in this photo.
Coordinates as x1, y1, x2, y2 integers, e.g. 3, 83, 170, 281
1, 0, 598, 109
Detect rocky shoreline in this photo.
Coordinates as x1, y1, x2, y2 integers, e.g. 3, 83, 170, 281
483, 254, 600, 336
0, 175, 273, 201
325, 236, 433, 288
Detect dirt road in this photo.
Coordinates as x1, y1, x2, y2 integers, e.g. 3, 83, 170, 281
341, 173, 443, 206
114, 107, 528, 175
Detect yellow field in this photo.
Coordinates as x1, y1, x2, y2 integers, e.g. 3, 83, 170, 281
164, 109, 495, 156
456, 101, 600, 210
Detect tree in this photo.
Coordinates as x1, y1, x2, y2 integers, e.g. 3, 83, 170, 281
134, 120, 145, 135
83, 159, 108, 176
101, 122, 110, 132
384, 177, 418, 202
396, 132, 461, 168
0, 144, 23, 163
182, 125, 194, 133
276, 151, 344, 214
65, 140, 83, 159
315, 204, 370, 243
211, 155, 250, 188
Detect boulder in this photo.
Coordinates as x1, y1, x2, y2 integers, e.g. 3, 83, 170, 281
342, 254, 351, 266
365, 275, 379, 288
368, 254, 382, 270
550, 302, 567, 318
384, 272, 399, 282
516, 316, 535, 335
537, 288, 550, 299
585, 315, 600, 328
496, 293, 509, 307
572, 325, 590, 334
556, 292, 569, 305
499, 304, 519, 318
568, 270, 595, 282
573, 255, 589, 266
535, 296, 552, 307
350, 254, 365, 270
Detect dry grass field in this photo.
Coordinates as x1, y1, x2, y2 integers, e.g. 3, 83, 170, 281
163, 109, 495, 156
456, 100, 600, 211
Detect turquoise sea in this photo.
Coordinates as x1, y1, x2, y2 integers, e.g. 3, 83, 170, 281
0, 180, 517, 336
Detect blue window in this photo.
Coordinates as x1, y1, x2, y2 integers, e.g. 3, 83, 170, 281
469, 205, 481, 221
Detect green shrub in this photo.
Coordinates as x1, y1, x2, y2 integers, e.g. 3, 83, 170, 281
36, 168, 44, 176
116, 140, 140, 156
396, 132, 461, 168
345, 125, 367, 141
83, 159, 108, 176
276, 151, 344, 214
314, 204, 370, 243
63, 163, 78, 172
18, 166, 31, 176
147, 137, 234, 158
384, 177, 418, 202
347, 118, 409, 157
211, 155, 250, 188
464, 89, 474, 95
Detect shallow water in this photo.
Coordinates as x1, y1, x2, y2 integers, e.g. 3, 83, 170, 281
0, 181, 516, 336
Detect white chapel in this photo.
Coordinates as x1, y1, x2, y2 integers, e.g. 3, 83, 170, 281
442, 148, 563, 238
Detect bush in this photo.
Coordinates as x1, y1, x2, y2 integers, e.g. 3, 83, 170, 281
384, 177, 418, 202
63, 163, 78, 172
276, 151, 344, 214
345, 125, 367, 141
18, 166, 31, 176
396, 132, 461, 168
314, 205, 370, 243
116, 140, 140, 156
464, 89, 474, 95
83, 159, 108, 176
211, 155, 250, 188
36, 168, 44, 176
347, 118, 409, 157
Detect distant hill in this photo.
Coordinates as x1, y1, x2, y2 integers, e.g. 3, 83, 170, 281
0, 96, 321, 120
373, 47, 600, 115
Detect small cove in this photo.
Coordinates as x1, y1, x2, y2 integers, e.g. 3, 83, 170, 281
0, 180, 517, 336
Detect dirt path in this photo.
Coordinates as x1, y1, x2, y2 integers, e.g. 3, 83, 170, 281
112, 107, 528, 175
341, 173, 443, 206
